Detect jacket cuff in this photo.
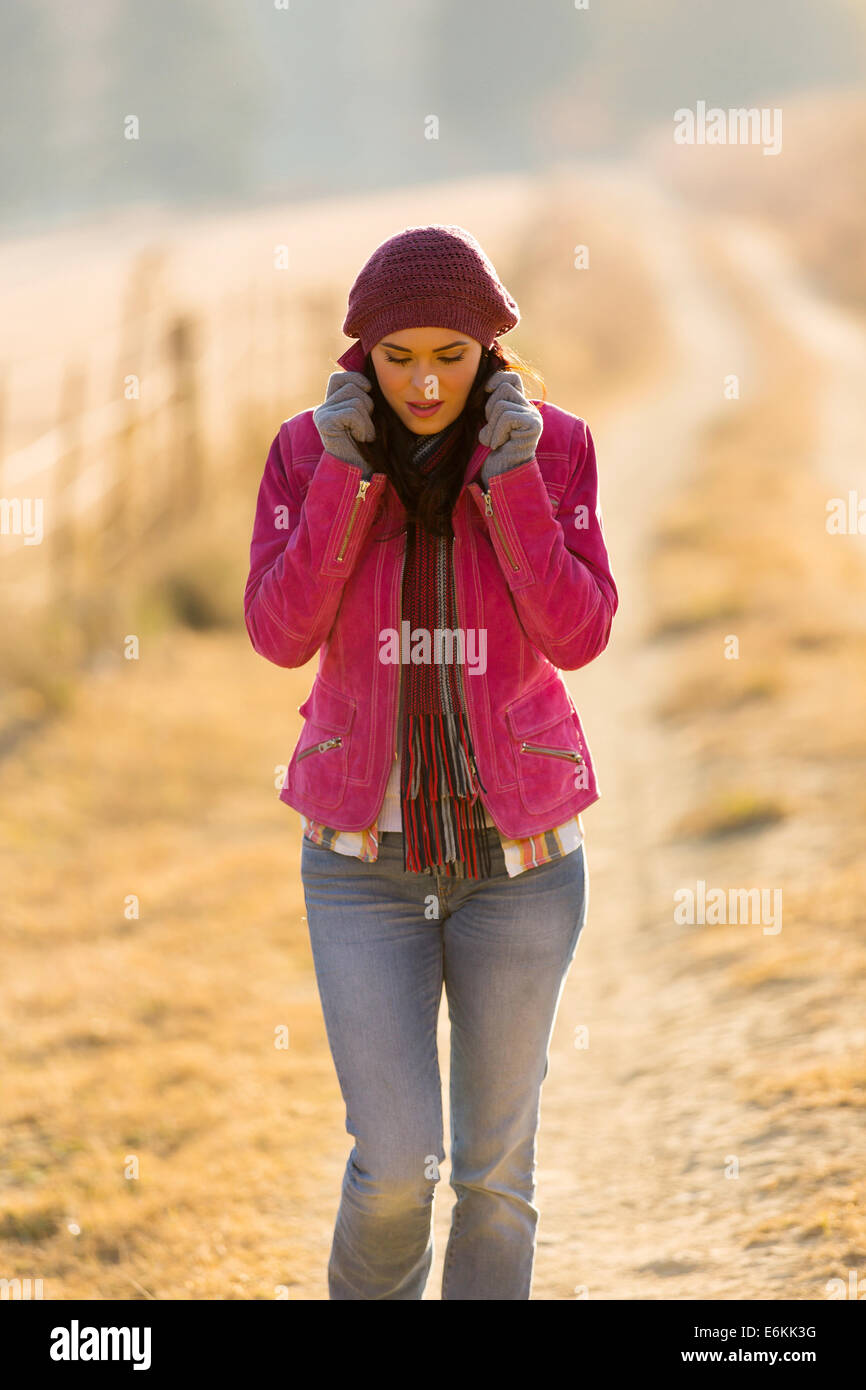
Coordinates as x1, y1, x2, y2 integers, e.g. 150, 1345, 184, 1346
480, 448, 536, 490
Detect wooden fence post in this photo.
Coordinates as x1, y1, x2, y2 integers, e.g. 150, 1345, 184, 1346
103, 248, 165, 574
51, 362, 86, 611
0, 368, 6, 493
250, 276, 260, 415
272, 284, 286, 423
166, 313, 201, 524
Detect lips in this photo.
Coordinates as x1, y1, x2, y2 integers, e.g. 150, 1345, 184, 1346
407, 400, 443, 416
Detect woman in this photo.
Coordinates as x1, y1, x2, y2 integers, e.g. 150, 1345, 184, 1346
244, 224, 618, 1299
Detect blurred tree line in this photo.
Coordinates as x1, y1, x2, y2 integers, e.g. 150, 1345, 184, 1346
1, 0, 864, 233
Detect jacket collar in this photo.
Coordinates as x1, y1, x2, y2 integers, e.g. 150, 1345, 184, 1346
336, 340, 368, 373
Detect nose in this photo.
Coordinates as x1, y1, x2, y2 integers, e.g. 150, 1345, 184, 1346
410, 364, 429, 393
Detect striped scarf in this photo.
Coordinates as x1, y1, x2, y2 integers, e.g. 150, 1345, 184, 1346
398, 416, 492, 880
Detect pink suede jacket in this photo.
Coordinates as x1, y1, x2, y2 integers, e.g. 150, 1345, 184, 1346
244, 365, 618, 839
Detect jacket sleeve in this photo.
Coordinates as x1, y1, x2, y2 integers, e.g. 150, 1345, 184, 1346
475, 416, 618, 671
243, 422, 386, 669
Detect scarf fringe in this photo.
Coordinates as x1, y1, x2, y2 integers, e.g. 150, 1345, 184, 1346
401, 710, 492, 880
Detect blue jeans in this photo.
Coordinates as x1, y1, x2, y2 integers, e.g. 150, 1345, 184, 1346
299, 824, 589, 1300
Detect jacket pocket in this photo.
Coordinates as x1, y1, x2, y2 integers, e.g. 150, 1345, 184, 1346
505, 674, 586, 816
292, 675, 356, 809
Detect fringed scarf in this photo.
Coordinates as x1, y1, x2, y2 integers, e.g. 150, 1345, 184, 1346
397, 415, 492, 880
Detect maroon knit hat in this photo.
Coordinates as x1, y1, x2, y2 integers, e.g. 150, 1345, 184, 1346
340, 224, 520, 361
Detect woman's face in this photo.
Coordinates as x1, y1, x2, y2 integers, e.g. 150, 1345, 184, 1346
370, 327, 484, 434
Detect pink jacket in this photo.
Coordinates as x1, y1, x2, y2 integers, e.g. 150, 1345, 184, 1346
244, 350, 618, 839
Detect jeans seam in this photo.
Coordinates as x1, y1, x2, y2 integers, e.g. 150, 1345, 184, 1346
442, 1182, 463, 1296
435, 874, 451, 918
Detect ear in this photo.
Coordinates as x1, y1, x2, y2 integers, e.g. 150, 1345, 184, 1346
337, 340, 368, 372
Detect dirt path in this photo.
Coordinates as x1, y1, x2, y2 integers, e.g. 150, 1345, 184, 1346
429, 170, 755, 1299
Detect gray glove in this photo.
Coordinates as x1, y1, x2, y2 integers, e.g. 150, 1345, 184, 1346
312, 370, 375, 478
479, 370, 543, 486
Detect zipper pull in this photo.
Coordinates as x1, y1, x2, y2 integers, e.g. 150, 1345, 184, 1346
482, 487, 519, 571
469, 753, 488, 794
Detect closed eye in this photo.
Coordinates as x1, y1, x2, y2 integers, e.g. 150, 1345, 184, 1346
383, 353, 466, 365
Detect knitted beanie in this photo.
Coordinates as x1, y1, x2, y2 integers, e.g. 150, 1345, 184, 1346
341, 224, 520, 356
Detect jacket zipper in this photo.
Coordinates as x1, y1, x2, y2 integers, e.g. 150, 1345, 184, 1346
336, 478, 371, 562
484, 491, 519, 572
392, 539, 407, 762
452, 533, 488, 797
520, 740, 584, 763
296, 736, 342, 761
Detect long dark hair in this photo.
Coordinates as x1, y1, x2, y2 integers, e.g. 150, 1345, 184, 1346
353, 340, 545, 540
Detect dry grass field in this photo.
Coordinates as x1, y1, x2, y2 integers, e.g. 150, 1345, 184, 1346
1, 150, 864, 1299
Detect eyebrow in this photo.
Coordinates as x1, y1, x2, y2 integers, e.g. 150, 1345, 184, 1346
380, 340, 470, 353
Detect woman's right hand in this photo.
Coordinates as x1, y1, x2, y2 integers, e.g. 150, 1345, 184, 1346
312, 370, 375, 473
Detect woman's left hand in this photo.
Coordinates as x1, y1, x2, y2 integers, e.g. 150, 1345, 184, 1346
479, 370, 543, 477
